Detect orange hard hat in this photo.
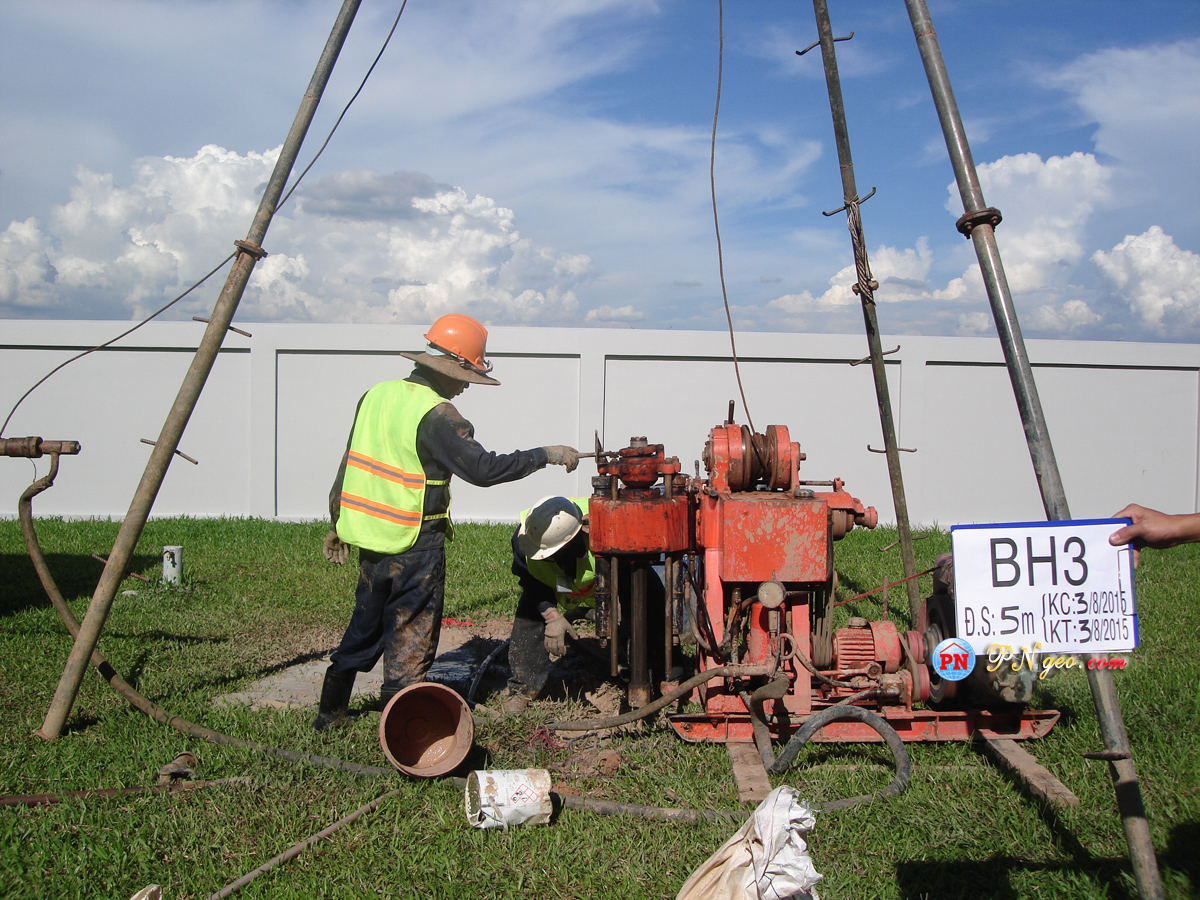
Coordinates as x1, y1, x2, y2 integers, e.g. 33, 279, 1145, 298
425, 314, 491, 374
400, 313, 499, 385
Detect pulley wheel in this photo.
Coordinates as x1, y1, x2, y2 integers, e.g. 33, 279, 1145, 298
924, 595, 958, 704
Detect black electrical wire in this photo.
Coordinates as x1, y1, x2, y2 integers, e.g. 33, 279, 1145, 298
0, 252, 236, 438
275, 0, 409, 213
1, 0, 410, 440
710, 0, 757, 436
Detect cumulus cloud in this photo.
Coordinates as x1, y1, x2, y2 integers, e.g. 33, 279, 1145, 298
956, 311, 992, 336
1028, 299, 1102, 334
586, 304, 644, 323
1050, 39, 1200, 207
0, 145, 595, 325
768, 237, 934, 315
1093, 226, 1200, 334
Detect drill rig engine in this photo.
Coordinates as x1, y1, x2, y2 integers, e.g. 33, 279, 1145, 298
587, 423, 1059, 745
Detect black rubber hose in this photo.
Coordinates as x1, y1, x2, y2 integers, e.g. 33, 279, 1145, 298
766, 704, 911, 810
21, 475, 902, 821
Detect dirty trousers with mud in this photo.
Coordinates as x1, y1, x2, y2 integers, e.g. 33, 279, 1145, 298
328, 546, 446, 692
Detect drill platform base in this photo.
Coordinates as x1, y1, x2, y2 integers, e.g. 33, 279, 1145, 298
668, 706, 1060, 744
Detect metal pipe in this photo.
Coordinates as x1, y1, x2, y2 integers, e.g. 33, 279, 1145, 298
810, 0, 923, 628
629, 560, 651, 707
903, 2, 1162, 896
663, 554, 674, 681
610, 556, 620, 677
37, 0, 363, 741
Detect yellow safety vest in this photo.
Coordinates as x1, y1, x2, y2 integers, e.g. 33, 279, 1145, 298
336, 380, 450, 554
521, 497, 595, 611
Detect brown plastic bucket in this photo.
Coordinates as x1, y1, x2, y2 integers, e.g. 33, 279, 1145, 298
378, 682, 474, 777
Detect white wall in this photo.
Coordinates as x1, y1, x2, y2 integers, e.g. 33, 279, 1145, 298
3, 319, 1197, 527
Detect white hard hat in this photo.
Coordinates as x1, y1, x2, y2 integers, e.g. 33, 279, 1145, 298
518, 496, 584, 560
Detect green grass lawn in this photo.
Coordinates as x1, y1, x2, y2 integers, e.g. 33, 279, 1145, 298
0, 516, 1196, 899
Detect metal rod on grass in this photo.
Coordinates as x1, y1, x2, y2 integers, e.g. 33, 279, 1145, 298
38, 0, 364, 742
903, 1, 1162, 896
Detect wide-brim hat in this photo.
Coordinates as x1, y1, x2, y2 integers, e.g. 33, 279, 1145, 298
399, 349, 500, 385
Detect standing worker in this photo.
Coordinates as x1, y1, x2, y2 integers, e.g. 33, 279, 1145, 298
314, 314, 580, 731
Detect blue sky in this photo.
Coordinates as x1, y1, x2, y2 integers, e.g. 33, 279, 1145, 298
1, 0, 1197, 340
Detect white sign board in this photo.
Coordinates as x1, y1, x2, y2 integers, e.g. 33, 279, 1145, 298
950, 519, 1138, 655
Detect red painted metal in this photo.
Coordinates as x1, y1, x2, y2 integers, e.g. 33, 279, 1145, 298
669, 708, 1061, 744
712, 494, 831, 584
590, 496, 688, 554
587, 423, 1058, 752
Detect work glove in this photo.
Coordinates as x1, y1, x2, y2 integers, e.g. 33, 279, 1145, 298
542, 609, 578, 657
542, 445, 580, 473
322, 529, 351, 565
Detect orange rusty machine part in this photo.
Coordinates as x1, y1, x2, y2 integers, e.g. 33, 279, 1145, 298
588, 423, 1058, 745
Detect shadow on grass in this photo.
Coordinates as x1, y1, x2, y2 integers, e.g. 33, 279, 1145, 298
906, 781, 1197, 900
0, 552, 160, 617
176, 646, 338, 697
896, 856, 1133, 900
1163, 820, 1198, 895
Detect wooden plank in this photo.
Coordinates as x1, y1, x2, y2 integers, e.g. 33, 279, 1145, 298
979, 736, 1080, 807
726, 742, 772, 806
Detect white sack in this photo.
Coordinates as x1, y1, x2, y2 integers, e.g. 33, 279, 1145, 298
676, 786, 821, 900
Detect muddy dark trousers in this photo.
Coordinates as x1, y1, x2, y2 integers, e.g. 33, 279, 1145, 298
506, 589, 557, 700
327, 545, 446, 709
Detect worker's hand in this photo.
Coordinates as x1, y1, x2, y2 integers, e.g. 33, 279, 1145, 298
543, 445, 580, 473
1109, 504, 1200, 569
322, 529, 351, 565
542, 609, 578, 657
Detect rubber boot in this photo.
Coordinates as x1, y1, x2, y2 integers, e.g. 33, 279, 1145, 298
378, 683, 403, 713
311, 668, 356, 732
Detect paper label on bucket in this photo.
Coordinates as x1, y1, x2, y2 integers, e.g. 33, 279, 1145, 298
465, 769, 553, 830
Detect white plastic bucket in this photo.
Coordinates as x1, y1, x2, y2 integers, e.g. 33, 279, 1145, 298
465, 769, 553, 830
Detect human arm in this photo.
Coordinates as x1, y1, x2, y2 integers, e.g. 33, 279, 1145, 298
419, 403, 550, 486
1109, 504, 1200, 550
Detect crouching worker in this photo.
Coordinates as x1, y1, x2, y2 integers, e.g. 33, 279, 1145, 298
502, 496, 596, 714
502, 495, 670, 713
314, 314, 580, 732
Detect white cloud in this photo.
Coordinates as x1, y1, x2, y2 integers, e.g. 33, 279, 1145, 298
0, 146, 595, 325
0, 218, 58, 310
1051, 39, 1200, 207
1028, 299, 1102, 334
964, 152, 1111, 296
768, 236, 936, 315
955, 311, 992, 336
586, 304, 644, 323
1093, 226, 1200, 334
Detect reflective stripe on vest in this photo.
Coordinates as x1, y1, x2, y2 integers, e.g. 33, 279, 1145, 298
335, 380, 447, 555
521, 497, 595, 610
